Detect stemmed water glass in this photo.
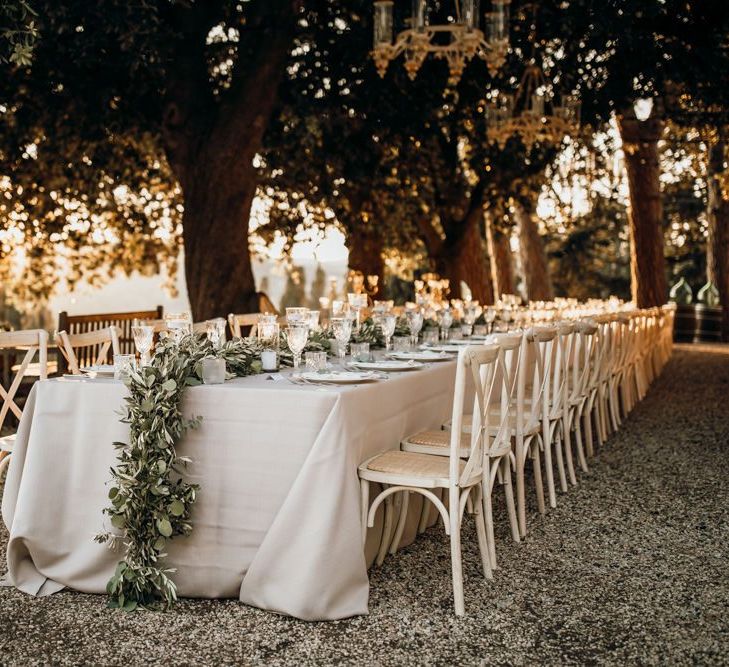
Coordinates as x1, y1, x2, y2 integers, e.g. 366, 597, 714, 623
347, 293, 368, 333
132, 321, 154, 366
485, 307, 496, 334
205, 318, 226, 349
330, 317, 353, 367
438, 308, 453, 341
165, 312, 192, 344
287, 322, 309, 370
375, 312, 397, 351
406, 309, 424, 348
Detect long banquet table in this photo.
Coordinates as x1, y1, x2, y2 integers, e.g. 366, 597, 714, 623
2, 357, 458, 620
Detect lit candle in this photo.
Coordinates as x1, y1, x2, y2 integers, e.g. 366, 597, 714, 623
261, 349, 277, 371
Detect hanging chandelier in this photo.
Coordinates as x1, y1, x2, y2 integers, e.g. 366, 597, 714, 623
372, 0, 511, 84
485, 64, 580, 150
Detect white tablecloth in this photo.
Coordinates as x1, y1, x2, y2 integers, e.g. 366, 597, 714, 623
2, 359, 457, 620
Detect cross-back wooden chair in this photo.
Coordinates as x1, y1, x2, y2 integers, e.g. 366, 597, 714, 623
0, 329, 48, 477
228, 313, 262, 339
57, 327, 120, 375
57, 307, 162, 373
359, 345, 499, 616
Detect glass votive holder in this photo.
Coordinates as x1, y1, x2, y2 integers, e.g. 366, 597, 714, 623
473, 324, 488, 336
201, 357, 226, 384
113, 354, 136, 380
450, 328, 463, 341
461, 324, 473, 337
393, 336, 410, 353
422, 329, 439, 345
305, 351, 327, 372
350, 342, 371, 362
260, 349, 278, 371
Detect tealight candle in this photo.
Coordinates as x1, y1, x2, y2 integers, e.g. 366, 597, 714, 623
201, 357, 226, 385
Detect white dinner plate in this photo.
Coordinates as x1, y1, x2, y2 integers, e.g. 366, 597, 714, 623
349, 360, 424, 372
82, 364, 116, 377
421, 344, 462, 353
299, 371, 379, 384
387, 351, 450, 362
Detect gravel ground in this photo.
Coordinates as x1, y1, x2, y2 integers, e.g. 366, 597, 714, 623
1, 343, 728, 666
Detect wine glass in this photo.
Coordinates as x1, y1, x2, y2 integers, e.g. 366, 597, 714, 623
132, 323, 154, 366
407, 310, 424, 347
286, 322, 309, 370
438, 308, 453, 341
307, 310, 320, 331
375, 313, 397, 351
205, 318, 226, 349
165, 312, 192, 344
485, 307, 497, 334
286, 307, 309, 325
347, 293, 368, 333
330, 317, 353, 367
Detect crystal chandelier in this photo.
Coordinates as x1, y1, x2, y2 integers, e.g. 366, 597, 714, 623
372, 0, 511, 84
485, 64, 580, 150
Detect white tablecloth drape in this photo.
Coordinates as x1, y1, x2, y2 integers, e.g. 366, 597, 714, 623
2, 360, 457, 620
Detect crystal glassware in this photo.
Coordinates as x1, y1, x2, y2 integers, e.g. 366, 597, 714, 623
131, 323, 154, 366
350, 342, 371, 362
113, 354, 136, 380
330, 317, 353, 366
347, 293, 368, 332
375, 313, 397, 351
257, 321, 280, 371
422, 329, 439, 344
393, 336, 410, 353
438, 309, 453, 341
305, 350, 327, 372
286, 307, 309, 325
205, 318, 226, 349
307, 310, 321, 330
165, 312, 192, 344
406, 310, 424, 347
485, 307, 497, 333
286, 322, 309, 369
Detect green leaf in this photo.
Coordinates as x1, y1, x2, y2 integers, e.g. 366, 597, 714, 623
108, 487, 118, 500
111, 514, 126, 530
169, 499, 185, 517
153, 537, 166, 551
140, 399, 154, 413
157, 518, 172, 537
162, 379, 177, 392
122, 599, 138, 612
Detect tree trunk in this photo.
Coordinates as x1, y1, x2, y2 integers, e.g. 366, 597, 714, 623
486, 213, 515, 298
707, 137, 729, 341
514, 200, 554, 301
617, 106, 668, 308
161, 0, 298, 320
181, 158, 259, 320
348, 222, 385, 290
435, 205, 494, 304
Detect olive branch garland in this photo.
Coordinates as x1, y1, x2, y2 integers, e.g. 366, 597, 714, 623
94, 334, 263, 611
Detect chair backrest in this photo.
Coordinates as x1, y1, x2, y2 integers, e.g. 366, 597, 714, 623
228, 313, 261, 338
57, 307, 162, 372
449, 344, 501, 489
550, 321, 576, 418
570, 320, 598, 403
0, 329, 48, 432
523, 326, 557, 431
57, 326, 120, 375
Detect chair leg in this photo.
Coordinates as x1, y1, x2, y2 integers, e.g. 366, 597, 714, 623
554, 431, 569, 493
449, 490, 465, 616
376, 494, 394, 566
542, 428, 557, 509
583, 409, 595, 458
531, 445, 546, 515
360, 478, 369, 545
417, 497, 431, 534
389, 491, 409, 555
574, 413, 589, 473
482, 469, 498, 568
515, 454, 527, 539
501, 458, 520, 542
562, 416, 578, 486
472, 490, 493, 580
